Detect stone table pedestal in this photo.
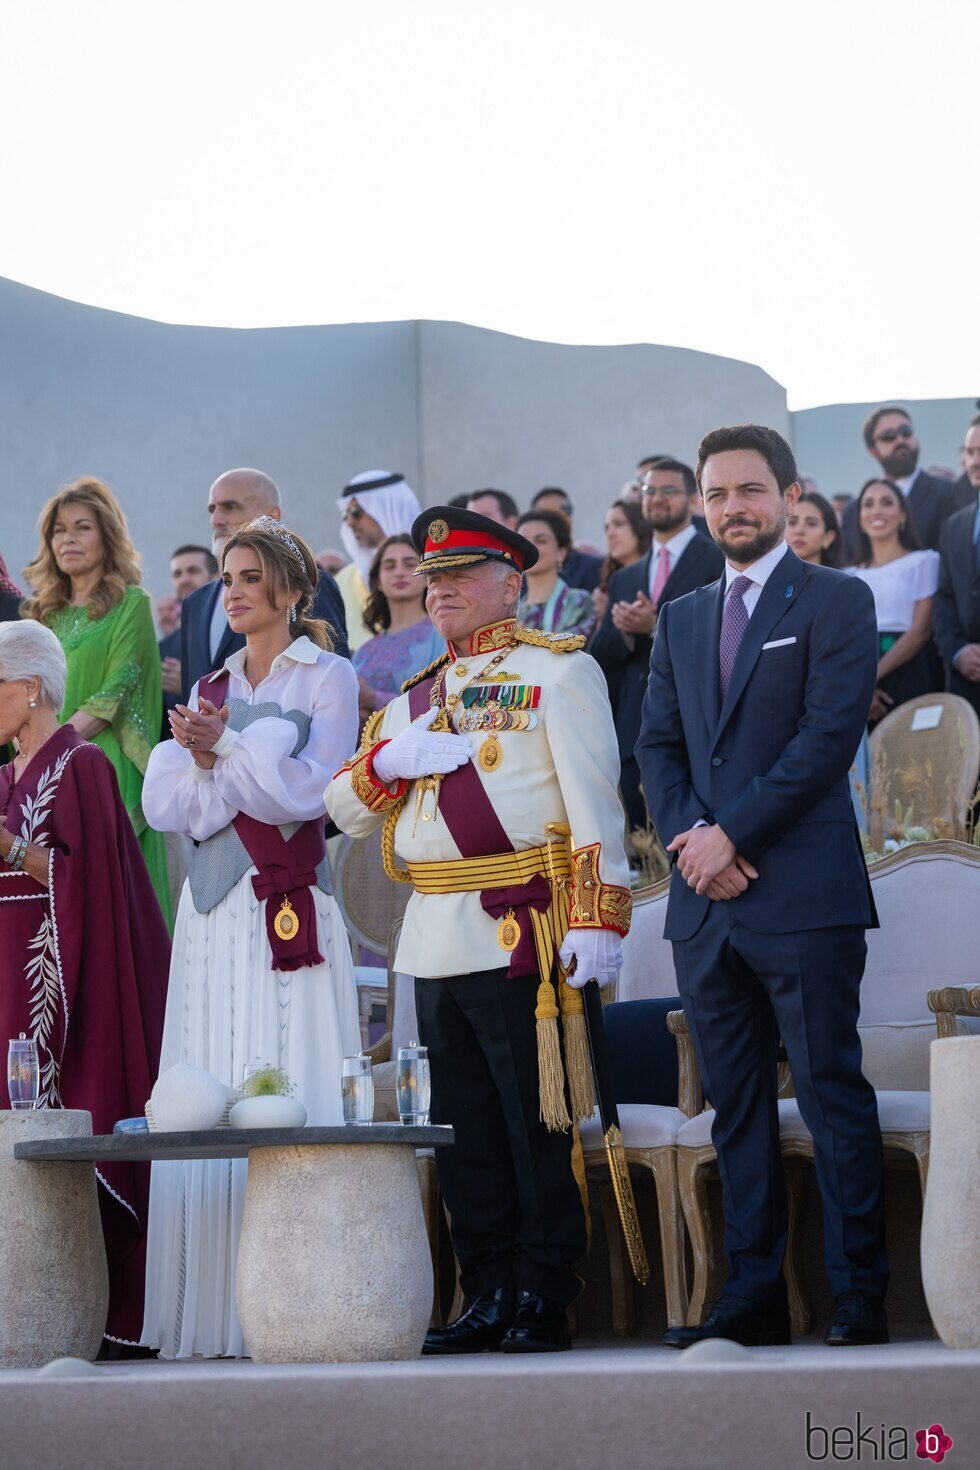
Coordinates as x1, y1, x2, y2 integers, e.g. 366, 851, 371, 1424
921, 1036, 980, 1348
237, 1141, 433, 1362
0, 1109, 108, 1367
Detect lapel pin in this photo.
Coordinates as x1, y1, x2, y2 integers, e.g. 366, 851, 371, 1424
784, 584, 794, 598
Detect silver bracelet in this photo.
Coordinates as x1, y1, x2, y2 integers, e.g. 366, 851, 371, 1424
6, 836, 26, 871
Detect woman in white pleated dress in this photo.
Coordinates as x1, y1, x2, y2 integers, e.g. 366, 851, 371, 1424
140, 517, 360, 1359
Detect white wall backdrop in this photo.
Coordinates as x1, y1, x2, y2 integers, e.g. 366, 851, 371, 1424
1, 278, 789, 605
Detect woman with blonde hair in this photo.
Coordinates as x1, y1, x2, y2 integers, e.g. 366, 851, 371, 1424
140, 516, 361, 1359
22, 477, 171, 924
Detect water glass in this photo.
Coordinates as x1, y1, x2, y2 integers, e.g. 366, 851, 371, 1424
341, 1053, 374, 1125
8, 1034, 39, 1111
396, 1042, 431, 1127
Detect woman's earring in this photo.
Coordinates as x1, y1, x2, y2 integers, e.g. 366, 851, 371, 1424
289, 602, 298, 625
28, 698, 37, 709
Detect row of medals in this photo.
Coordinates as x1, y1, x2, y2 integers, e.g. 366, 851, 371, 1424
420, 646, 534, 954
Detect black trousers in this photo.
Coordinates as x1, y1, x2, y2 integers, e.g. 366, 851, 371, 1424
415, 968, 588, 1307
672, 906, 889, 1304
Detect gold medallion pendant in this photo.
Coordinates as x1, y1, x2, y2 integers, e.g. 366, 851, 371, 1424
478, 733, 503, 772
273, 896, 298, 941
497, 908, 521, 952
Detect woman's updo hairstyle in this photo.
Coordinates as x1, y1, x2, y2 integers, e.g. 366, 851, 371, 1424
222, 517, 333, 651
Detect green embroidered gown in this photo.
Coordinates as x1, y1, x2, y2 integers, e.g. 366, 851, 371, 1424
49, 585, 173, 928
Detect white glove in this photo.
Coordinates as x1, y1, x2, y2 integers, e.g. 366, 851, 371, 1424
558, 929, 624, 989
372, 707, 472, 784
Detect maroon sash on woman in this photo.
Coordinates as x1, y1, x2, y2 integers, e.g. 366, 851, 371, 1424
407, 674, 550, 978
199, 670, 325, 971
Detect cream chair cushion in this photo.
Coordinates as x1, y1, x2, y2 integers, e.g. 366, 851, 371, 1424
580, 1103, 687, 1152
858, 1021, 934, 1091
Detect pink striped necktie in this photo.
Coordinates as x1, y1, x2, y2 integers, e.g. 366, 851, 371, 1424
719, 574, 753, 701
650, 544, 671, 606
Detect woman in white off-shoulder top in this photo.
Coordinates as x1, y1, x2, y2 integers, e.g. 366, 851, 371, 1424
140, 518, 360, 1359
846, 478, 940, 726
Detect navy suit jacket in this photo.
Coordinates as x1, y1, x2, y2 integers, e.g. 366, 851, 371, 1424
591, 534, 725, 759
636, 548, 878, 941
561, 546, 603, 594
180, 568, 349, 700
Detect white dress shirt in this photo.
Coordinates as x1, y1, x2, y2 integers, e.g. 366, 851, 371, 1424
891, 466, 922, 498
724, 540, 790, 617
648, 522, 699, 599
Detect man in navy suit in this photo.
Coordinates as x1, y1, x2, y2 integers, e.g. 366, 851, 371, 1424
180, 467, 349, 699
592, 458, 724, 833
637, 424, 888, 1349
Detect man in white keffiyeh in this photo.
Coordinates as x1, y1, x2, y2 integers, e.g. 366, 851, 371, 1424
335, 471, 422, 650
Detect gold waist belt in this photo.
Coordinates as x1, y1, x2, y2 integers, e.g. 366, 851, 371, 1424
404, 842, 570, 894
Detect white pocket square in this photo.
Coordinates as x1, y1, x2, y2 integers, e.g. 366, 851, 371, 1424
762, 636, 797, 650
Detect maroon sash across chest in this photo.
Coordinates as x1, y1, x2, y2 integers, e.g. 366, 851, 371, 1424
199, 670, 325, 972
407, 673, 550, 977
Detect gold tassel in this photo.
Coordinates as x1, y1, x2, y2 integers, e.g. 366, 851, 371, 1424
535, 977, 571, 1132
560, 982, 596, 1122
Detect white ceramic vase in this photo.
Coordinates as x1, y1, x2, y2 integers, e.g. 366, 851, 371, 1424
920, 1036, 980, 1348
149, 1064, 229, 1132
229, 1095, 308, 1130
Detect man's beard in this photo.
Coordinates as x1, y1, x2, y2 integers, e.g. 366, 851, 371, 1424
647, 504, 690, 537
878, 445, 918, 479
714, 515, 786, 564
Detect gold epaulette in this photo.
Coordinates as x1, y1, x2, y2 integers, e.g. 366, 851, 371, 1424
400, 652, 451, 692
514, 627, 586, 654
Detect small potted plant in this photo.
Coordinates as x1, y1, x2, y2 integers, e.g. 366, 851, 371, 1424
229, 1062, 308, 1130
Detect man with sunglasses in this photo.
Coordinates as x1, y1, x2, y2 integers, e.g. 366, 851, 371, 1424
839, 407, 958, 559
336, 470, 422, 650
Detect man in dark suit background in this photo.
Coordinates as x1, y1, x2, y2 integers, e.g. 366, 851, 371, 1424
529, 489, 603, 592
840, 406, 957, 558
934, 413, 980, 718
159, 543, 218, 736
180, 467, 349, 698
637, 423, 888, 1350
591, 458, 723, 833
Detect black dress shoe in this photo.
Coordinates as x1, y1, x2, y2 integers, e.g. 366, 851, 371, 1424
422, 1289, 515, 1355
662, 1293, 792, 1349
499, 1291, 571, 1353
824, 1291, 889, 1346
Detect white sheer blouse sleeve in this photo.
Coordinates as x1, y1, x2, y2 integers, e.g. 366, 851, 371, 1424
142, 682, 239, 841
210, 655, 360, 825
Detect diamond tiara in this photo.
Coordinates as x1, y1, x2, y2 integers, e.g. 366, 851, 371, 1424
246, 515, 305, 567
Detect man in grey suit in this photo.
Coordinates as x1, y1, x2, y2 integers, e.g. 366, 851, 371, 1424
934, 414, 980, 717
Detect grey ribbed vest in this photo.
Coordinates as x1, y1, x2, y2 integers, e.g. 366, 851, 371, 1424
187, 698, 333, 914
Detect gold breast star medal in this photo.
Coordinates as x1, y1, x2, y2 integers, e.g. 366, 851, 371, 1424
273, 896, 298, 941
497, 907, 521, 952
478, 732, 503, 772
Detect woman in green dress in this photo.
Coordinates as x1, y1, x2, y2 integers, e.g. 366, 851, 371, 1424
22, 477, 172, 927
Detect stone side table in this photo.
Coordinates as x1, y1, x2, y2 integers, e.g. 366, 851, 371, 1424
15, 1124, 452, 1364
1, 1109, 108, 1367
921, 1036, 980, 1348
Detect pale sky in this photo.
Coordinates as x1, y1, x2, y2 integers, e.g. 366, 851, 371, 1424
0, 1, 976, 409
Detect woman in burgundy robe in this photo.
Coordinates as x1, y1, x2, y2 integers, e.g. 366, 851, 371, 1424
0, 620, 169, 1346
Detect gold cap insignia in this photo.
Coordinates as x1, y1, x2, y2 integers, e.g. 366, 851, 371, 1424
428, 518, 450, 545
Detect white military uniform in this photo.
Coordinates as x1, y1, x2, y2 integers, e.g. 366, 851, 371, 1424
325, 617, 632, 976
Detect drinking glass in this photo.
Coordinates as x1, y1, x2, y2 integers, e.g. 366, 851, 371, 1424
341, 1053, 374, 1125
8, 1034, 39, 1111
396, 1042, 431, 1127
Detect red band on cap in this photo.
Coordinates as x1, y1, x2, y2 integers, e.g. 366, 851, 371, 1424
425, 526, 524, 569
